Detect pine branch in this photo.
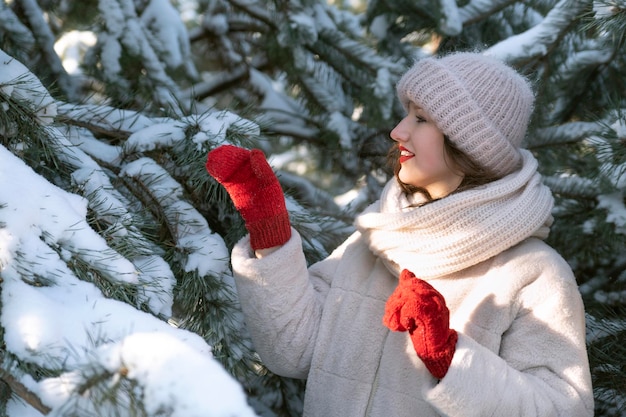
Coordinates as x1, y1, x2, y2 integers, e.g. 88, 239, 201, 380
119, 157, 231, 277
91, 0, 188, 112
55, 101, 162, 150
184, 66, 249, 102
228, 0, 276, 29
0, 367, 51, 415
541, 47, 614, 124
529, 121, 608, 148
487, 0, 588, 63
459, 0, 519, 26
0, 2, 36, 56
584, 0, 626, 50
278, 170, 344, 217
433, 0, 462, 35
14, 0, 78, 101
543, 174, 599, 199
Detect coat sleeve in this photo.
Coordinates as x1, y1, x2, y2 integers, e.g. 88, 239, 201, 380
425, 246, 594, 417
230, 227, 349, 379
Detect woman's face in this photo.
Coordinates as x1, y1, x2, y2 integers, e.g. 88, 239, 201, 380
390, 102, 464, 199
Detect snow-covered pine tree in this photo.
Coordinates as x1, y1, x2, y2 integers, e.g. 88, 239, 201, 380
0, 0, 322, 415
0, 42, 283, 417
0, 0, 625, 416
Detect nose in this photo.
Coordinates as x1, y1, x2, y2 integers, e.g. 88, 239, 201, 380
390, 117, 408, 143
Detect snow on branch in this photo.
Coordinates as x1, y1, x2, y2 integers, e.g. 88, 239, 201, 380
0, 145, 139, 286
586, 118, 626, 190
597, 192, 626, 234
139, 0, 198, 79
56, 101, 160, 136
544, 47, 614, 123
529, 121, 609, 148
553, 46, 613, 82
315, 21, 399, 76
436, 0, 462, 35
95, 332, 257, 417
486, 0, 588, 62
0, 54, 178, 316
247, 69, 318, 140
0, 3, 35, 53
458, 0, 517, 26
66, 147, 176, 316
542, 173, 599, 199
0, 49, 57, 126
124, 110, 259, 153
95, 0, 195, 111
0, 146, 188, 357
120, 157, 230, 278
16, 0, 78, 100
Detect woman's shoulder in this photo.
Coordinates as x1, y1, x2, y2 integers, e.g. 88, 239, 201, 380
490, 237, 580, 296
500, 236, 557, 254
499, 238, 571, 270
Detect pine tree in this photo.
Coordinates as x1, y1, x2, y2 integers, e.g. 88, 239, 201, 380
0, 0, 624, 415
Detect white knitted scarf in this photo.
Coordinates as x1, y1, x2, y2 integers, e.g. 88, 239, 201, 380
354, 150, 554, 279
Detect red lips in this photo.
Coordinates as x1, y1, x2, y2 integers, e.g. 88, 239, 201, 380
399, 145, 414, 163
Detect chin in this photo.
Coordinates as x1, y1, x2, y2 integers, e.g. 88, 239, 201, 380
398, 174, 420, 188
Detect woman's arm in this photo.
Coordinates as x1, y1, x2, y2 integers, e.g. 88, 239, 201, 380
231, 229, 354, 378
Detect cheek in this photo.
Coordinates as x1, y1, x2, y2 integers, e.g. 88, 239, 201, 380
416, 145, 448, 171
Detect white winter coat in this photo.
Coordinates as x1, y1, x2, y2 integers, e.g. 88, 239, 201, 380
230, 155, 594, 417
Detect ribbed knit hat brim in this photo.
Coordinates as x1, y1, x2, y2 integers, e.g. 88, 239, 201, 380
397, 53, 535, 178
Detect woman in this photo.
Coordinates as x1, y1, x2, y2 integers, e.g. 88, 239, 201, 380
206, 52, 594, 417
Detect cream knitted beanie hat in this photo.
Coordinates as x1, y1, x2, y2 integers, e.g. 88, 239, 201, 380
396, 52, 535, 177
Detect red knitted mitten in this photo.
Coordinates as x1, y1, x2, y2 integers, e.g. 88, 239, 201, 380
206, 145, 291, 250
383, 269, 458, 379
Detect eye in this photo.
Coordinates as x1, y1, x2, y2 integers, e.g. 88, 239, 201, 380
415, 115, 427, 123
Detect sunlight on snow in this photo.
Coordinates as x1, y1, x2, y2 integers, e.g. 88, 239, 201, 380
54, 31, 97, 75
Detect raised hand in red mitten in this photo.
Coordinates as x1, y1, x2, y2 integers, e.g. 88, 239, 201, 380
206, 145, 291, 250
383, 269, 458, 379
